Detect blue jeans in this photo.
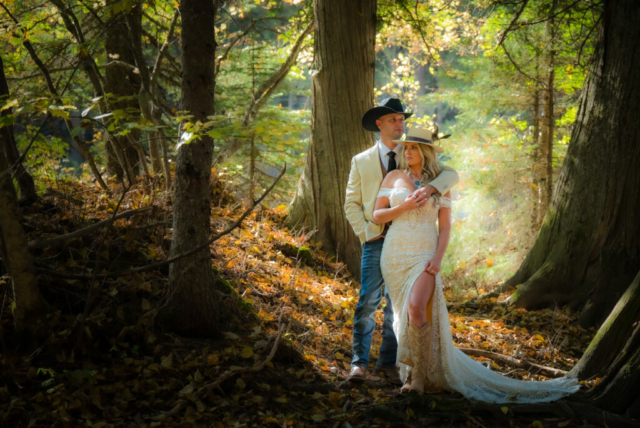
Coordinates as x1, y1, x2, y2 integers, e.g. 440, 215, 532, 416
351, 239, 398, 368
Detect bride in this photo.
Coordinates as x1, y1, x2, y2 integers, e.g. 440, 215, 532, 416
372, 127, 579, 403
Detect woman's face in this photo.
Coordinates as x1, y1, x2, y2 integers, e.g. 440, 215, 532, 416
403, 143, 423, 167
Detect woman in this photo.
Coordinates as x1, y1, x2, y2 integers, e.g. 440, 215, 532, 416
372, 127, 579, 403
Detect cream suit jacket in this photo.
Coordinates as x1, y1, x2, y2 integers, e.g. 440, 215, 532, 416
344, 144, 459, 244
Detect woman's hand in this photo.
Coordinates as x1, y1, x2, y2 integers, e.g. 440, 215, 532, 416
400, 194, 424, 212
424, 258, 442, 275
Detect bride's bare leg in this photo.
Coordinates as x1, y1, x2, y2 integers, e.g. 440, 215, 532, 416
408, 272, 435, 327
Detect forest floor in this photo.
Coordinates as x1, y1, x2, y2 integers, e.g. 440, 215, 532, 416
0, 178, 635, 428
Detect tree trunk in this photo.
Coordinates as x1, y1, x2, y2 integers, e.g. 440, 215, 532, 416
104, 2, 142, 180
530, 86, 542, 227
157, 0, 218, 336
0, 52, 37, 206
288, 0, 376, 279
0, 125, 46, 338
572, 272, 640, 416
532, 4, 556, 226
503, 0, 640, 329
569, 270, 640, 380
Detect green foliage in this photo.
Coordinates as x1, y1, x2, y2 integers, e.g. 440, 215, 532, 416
0, 0, 599, 294
371, 0, 600, 294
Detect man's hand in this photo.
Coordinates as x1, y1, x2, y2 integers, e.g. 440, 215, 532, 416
408, 184, 438, 205
368, 224, 389, 241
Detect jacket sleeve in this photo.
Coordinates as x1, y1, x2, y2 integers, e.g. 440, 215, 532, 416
344, 157, 369, 242
429, 164, 459, 195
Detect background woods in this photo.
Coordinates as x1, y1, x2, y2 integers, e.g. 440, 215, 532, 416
1, 0, 639, 426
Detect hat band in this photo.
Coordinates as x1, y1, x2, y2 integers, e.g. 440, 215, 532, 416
409, 136, 433, 144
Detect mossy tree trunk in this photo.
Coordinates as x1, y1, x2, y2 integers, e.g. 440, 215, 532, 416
504, 0, 640, 329
288, 0, 376, 279
569, 271, 640, 415
157, 0, 219, 336
569, 270, 640, 381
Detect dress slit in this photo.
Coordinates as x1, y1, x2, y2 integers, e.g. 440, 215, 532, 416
379, 187, 580, 403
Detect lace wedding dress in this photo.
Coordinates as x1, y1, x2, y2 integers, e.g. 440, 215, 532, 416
378, 187, 579, 403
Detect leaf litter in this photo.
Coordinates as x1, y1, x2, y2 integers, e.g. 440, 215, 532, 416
0, 178, 599, 427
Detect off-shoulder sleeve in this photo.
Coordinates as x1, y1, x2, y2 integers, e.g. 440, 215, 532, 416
377, 188, 394, 198
440, 196, 452, 208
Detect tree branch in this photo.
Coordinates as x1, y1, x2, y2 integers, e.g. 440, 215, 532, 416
496, 0, 530, 47
151, 10, 179, 87
214, 21, 312, 166
164, 322, 286, 419
460, 347, 568, 378
0, 0, 109, 190
215, 21, 257, 77
28, 208, 151, 250
242, 20, 313, 127
36, 165, 286, 279
500, 43, 543, 84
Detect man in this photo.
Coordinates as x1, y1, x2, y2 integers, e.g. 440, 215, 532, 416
344, 98, 459, 384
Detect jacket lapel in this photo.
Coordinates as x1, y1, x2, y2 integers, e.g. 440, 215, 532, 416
366, 144, 384, 183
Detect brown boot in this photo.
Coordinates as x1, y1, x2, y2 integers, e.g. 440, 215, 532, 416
407, 322, 432, 394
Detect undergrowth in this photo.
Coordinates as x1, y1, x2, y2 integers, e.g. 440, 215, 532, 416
0, 177, 601, 427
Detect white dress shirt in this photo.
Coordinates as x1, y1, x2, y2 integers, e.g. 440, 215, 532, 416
378, 139, 403, 172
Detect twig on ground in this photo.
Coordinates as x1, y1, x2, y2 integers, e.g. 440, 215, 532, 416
459, 347, 568, 378
163, 322, 286, 418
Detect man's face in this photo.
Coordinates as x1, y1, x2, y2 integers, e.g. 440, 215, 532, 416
376, 113, 406, 139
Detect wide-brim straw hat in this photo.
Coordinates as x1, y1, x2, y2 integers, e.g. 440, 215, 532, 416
361, 97, 413, 132
393, 127, 447, 153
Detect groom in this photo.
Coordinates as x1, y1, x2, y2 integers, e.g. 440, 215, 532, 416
344, 98, 459, 383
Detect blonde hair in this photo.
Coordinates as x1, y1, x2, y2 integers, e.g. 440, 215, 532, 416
398, 143, 442, 190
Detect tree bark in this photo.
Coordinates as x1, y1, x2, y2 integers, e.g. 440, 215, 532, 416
531, 4, 556, 227
569, 270, 640, 380
530, 85, 542, 227
588, 318, 640, 416
503, 0, 640, 329
104, 2, 143, 180
0, 125, 45, 337
157, 0, 218, 336
572, 273, 640, 416
288, 0, 377, 279
0, 52, 37, 205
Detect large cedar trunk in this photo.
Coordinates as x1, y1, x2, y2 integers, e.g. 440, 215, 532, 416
104, 4, 143, 180
569, 271, 640, 416
0, 53, 37, 206
157, 0, 218, 335
504, 0, 640, 328
288, 0, 376, 279
0, 125, 45, 338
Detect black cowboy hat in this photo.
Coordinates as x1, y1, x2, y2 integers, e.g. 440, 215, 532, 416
361, 97, 413, 132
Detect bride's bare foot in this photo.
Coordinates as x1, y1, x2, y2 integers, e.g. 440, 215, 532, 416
400, 371, 412, 393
